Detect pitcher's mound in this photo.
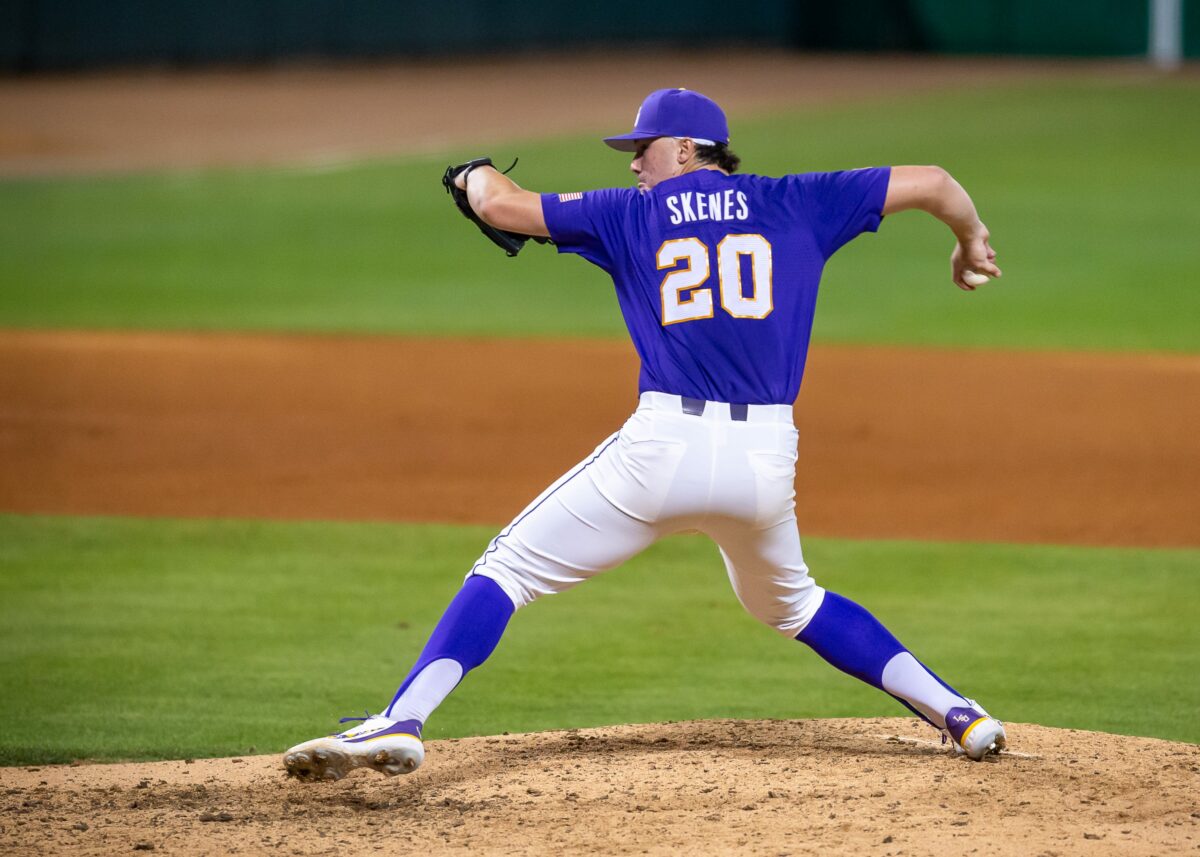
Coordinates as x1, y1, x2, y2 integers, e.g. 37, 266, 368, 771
2, 718, 1196, 856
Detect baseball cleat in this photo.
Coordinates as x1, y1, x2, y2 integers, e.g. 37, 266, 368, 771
944, 702, 1007, 761
283, 714, 424, 782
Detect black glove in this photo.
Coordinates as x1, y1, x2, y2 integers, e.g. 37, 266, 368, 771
442, 157, 545, 257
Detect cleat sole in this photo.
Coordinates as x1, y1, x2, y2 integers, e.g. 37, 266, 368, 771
283, 731, 424, 783
282, 744, 354, 782
369, 746, 421, 776
962, 719, 1007, 761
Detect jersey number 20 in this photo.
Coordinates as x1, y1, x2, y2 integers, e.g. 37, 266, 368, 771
657, 234, 773, 326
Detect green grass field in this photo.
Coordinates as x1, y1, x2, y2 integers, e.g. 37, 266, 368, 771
2, 514, 1197, 765
2, 78, 1198, 350
2, 75, 1198, 766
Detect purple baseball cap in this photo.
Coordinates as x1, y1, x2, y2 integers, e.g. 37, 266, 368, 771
603, 88, 730, 152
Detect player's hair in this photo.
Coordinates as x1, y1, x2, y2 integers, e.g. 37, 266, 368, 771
695, 142, 741, 173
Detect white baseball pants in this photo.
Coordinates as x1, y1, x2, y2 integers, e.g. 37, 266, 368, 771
472, 391, 825, 636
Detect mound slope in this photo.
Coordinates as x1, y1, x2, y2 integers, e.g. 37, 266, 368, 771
2, 719, 1196, 856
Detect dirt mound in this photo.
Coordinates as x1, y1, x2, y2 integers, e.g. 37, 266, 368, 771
2, 719, 1196, 856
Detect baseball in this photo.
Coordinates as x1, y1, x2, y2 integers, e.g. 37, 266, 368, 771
963, 270, 991, 287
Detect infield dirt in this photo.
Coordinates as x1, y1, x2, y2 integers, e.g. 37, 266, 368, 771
0, 52, 1173, 177
2, 330, 1197, 547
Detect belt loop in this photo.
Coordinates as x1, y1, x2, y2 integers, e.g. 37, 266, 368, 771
681, 396, 706, 416
730, 403, 749, 421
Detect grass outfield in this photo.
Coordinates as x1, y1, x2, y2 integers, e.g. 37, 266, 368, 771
2, 514, 1196, 765
2, 78, 1198, 352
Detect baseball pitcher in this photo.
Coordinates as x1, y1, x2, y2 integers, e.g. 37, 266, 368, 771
284, 88, 1006, 781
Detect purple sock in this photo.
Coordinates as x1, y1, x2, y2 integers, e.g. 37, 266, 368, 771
384, 575, 515, 730
796, 591, 961, 726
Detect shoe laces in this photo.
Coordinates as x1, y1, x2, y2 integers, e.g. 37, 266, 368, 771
338, 710, 383, 725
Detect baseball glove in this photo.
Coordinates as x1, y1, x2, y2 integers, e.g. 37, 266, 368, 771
442, 157, 546, 257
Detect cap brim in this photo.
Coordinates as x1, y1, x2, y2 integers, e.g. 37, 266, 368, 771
602, 133, 652, 152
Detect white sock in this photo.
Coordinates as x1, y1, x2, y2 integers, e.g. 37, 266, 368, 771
384, 658, 464, 724
881, 652, 968, 729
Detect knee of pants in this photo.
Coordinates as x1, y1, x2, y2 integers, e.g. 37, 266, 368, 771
741, 583, 826, 638
469, 566, 535, 611
467, 536, 594, 611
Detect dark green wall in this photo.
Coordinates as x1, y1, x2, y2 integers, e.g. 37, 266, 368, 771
792, 0, 1179, 56
2, 0, 1196, 71
0, 0, 797, 70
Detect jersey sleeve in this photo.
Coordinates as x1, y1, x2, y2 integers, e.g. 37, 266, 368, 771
788, 167, 891, 259
540, 188, 634, 273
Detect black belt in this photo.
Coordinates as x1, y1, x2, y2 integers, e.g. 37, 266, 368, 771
681, 396, 749, 422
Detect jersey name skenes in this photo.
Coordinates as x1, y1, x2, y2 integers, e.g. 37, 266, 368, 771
664, 189, 749, 225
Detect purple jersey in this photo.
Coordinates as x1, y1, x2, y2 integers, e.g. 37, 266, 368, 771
541, 167, 890, 405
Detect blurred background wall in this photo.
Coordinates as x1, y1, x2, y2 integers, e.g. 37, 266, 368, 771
2, 0, 1197, 72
